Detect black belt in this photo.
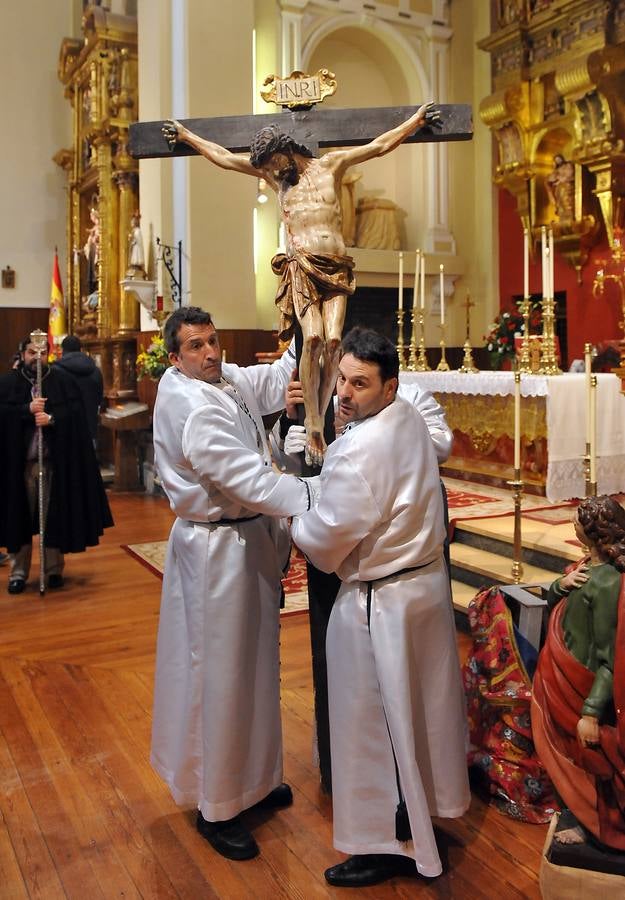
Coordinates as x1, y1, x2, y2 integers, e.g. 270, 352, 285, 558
192, 514, 261, 526
365, 560, 433, 613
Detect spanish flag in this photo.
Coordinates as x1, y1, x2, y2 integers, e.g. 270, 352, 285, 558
48, 249, 67, 359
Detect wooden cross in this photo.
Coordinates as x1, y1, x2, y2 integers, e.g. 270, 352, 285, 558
128, 103, 472, 159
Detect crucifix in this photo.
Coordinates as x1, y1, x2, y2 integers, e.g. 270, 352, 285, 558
129, 93, 472, 465
459, 292, 479, 373
130, 82, 472, 794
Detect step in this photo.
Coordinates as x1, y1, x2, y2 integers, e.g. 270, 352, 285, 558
450, 543, 560, 592
455, 517, 580, 564
450, 579, 476, 613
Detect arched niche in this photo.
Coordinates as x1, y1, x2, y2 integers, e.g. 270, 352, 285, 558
532, 127, 574, 225
302, 21, 430, 251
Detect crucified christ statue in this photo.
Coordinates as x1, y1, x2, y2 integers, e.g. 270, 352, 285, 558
162, 101, 441, 465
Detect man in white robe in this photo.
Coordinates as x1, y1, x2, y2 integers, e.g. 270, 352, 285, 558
291, 327, 470, 887
151, 306, 314, 861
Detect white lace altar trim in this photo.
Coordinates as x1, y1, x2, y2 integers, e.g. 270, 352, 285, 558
547, 455, 625, 502
399, 371, 549, 398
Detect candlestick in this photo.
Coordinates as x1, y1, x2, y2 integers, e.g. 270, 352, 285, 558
548, 226, 554, 301
523, 227, 529, 300
514, 370, 521, 471
590, 373, 597, 491
398, 252, 404, 311
584, 342, 592, 446
412, 250, 419, 310
420, 250, 425, 309
436, 322, 450, 371
439, 264, 445, 325
541, 226, 547, 299
415, 308, 431, 371
508, 474, 524, 584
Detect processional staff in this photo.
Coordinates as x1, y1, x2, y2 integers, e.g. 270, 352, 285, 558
30, 329, 48, 596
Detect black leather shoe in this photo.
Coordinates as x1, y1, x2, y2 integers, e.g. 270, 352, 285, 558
252, 783, 293, 810
48, 574, 65, 590
324, 854, 416, 887
196, 812, 259, 860
8, 579, 25, 595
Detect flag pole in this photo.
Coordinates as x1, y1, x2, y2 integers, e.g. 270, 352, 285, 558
30, 329, 48, 596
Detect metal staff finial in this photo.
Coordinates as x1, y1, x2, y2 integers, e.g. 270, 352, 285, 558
30, 329, 48, 596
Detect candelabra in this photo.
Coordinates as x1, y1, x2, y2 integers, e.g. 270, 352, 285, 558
517, 296, 533, 373
539, 294, 561, 375
396, 308, 407, 370
458, 294, 478, 374
436, 323, 450, 371
407, 307, 418, 371
508, 472, 524, 583
415, 309, 431, 371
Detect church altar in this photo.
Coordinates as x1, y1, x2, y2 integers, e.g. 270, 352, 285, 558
399, 371, 625, 502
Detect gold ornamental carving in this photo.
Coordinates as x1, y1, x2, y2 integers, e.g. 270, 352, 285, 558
479, 0, 625, 275
260, 69, 337, 110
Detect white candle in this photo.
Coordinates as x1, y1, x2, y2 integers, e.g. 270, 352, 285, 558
590, 374, 597, 484
420, 251, 425, 310
439, 264, 445, 325
584, 343, 592, 446
545, 245, 550, 301
514, 371, 521, 471
548, 226, 554, 300
398, 252, 404, 311
523, 228, 529, 298
541, 226, 547, 298
156, 242, 163, 296
412, 250, 419, 310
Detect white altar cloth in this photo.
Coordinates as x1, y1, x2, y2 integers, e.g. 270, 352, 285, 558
400, 371, 625, 502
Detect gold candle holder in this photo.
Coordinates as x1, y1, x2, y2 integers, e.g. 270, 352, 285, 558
507, 472, 524, 584
539, 294, 561, 375
583, 444, 594, 497
407, 307, 418, 371
517, 296, 532, 373
458, 292, 478, 374
436, 322, 450, 371
458, 340, 478, 374
396, 308, 407, 370
415, 309, 431, 371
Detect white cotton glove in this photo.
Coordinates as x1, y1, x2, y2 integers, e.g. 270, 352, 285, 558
284, 424, 307, 455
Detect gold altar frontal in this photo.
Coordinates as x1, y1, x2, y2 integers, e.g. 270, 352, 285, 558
436, 391, 547, 493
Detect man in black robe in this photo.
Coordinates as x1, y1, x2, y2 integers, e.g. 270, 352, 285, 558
0, 336, 113, 593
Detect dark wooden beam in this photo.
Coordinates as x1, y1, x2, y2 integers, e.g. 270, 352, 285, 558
129, 103, 472, 159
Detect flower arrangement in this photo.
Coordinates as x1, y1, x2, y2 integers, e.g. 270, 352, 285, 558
136, 335, 170, 380
484, 301, 542, 369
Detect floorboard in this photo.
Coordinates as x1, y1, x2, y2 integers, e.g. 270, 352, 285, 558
0, 493, 546, 898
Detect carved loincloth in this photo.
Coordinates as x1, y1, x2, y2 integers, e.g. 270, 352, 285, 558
271, 251, 356, 342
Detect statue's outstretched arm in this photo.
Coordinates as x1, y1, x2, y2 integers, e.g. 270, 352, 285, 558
327, 102, 443, 171
162, 119, 258, 176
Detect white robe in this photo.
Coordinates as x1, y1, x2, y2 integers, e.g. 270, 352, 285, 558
291, 397, 470, 877
151, 348, 309, 821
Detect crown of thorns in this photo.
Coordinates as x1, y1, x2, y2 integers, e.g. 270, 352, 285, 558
249, 124, 313, 168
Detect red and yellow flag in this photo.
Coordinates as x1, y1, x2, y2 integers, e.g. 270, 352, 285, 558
48, 249, 67, 359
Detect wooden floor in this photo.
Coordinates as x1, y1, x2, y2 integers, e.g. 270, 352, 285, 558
0, 493, 547, 899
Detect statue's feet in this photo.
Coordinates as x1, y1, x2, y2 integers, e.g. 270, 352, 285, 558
305, 429, 326, 468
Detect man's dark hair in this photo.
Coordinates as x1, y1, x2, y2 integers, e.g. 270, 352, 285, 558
61, 335, 82, 353
249, 124, 313, 169
341, 327, 399, 383
19, 335, 50, 353
164, 306, 214, 354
